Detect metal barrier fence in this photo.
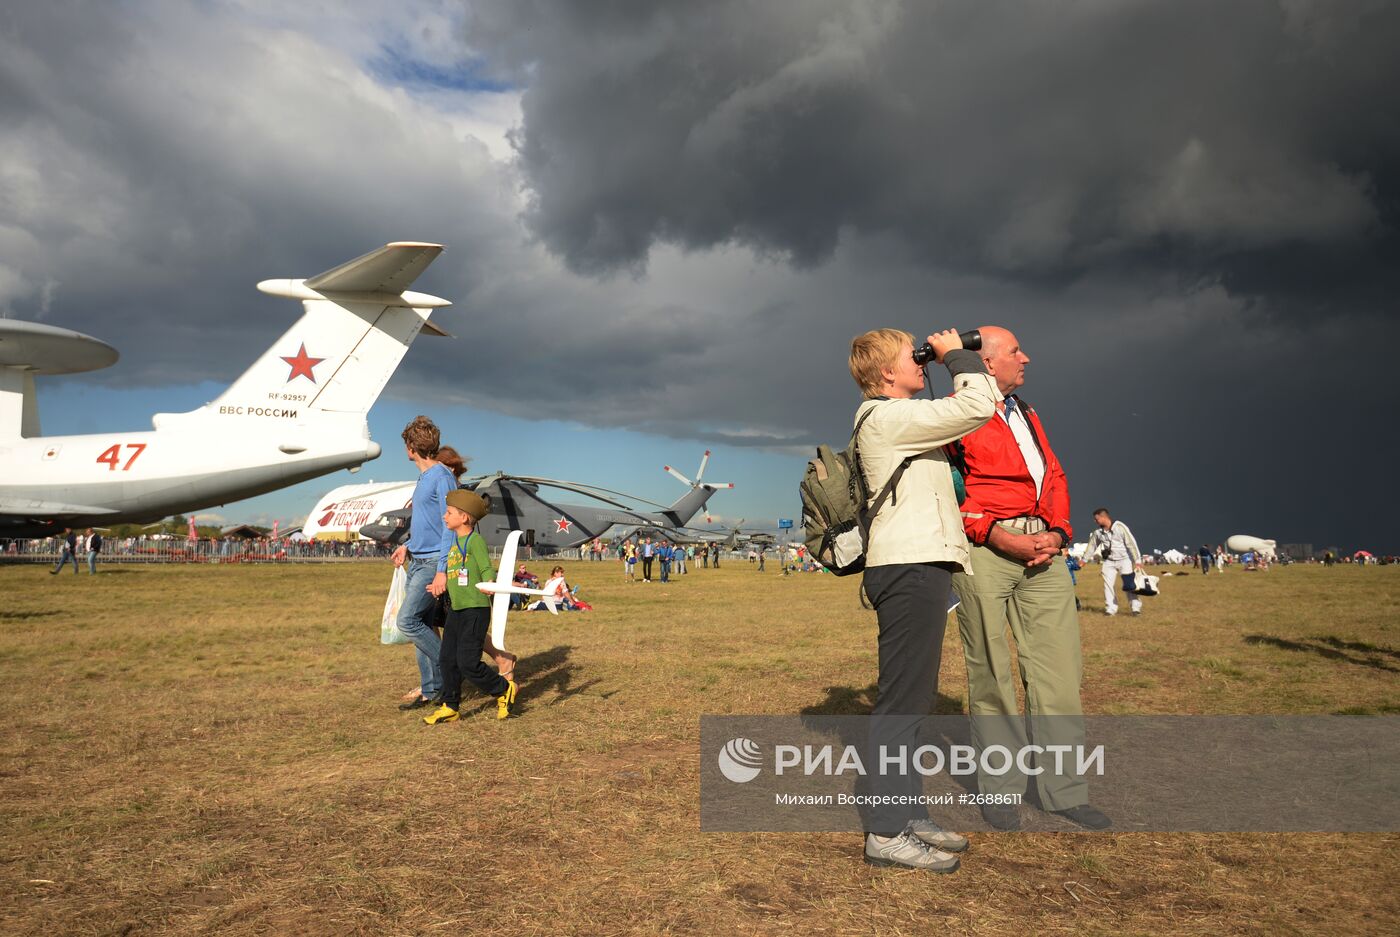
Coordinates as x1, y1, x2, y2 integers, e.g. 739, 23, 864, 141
0, 538, 610, 565
1, 537, 391, 564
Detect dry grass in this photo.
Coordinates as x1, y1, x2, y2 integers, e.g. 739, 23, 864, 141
1, 560, 1396, 935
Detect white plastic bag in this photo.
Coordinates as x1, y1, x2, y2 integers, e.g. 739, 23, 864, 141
380, 565, 410, 644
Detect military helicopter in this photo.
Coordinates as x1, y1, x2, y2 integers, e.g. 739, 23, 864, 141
353, 451, 735, 555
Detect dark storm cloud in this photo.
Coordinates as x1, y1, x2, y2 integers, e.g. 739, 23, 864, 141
0, 1, 519, 383
470, 0, 1400, 317
456, 0, 1400, 551
5, 1, 1398, 551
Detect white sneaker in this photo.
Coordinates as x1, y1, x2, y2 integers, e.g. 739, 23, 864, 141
863, 831, 960, 872
904, 819, 968, 853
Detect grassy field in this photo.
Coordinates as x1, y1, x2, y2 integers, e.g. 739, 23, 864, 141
1, 560, 1396, 935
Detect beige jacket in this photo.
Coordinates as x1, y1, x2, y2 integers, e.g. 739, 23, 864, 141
855, 369, 999, 570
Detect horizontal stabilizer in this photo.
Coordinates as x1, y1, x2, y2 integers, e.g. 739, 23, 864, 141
305, 242, 443, 294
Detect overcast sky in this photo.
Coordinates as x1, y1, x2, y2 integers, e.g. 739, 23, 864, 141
3, 0, 1397, 551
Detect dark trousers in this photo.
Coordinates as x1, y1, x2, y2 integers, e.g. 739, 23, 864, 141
859, 562, 955, 835
642, 556, 654, 579
439, 606, 508, 709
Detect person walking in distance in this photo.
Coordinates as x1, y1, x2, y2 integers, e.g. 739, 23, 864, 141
85, 528, 103, 574
50, 529, 79, 575
1085, 508, 1144, 616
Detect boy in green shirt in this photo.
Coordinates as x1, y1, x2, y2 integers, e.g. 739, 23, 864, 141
423, 489, 518, 724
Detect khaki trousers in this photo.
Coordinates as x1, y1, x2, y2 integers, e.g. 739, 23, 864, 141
952, 544, 1088, 810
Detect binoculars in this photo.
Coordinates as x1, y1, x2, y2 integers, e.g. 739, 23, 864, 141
912, 329, 982, 365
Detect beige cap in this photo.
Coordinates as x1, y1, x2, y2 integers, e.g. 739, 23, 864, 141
446, 488, 490, 521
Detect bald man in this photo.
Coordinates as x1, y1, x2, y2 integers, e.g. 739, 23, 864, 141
947, 327, 1110, 830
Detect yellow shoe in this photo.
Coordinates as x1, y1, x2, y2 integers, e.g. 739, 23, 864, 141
423, 703, 459, 725
496, 679, 518, 720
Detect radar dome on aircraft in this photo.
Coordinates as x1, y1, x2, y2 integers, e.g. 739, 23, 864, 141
1227, 535, 1277, 558
0, 320, 119, 375
1, 320, 121, 439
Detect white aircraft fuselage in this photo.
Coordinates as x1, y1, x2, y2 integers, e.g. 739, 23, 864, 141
0, 242, 448, 538
0, 422, 380, 536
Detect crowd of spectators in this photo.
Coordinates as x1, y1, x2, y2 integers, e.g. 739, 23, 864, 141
2, 535, 393, 563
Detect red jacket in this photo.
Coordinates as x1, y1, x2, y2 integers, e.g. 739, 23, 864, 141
949, 395, 1072, 547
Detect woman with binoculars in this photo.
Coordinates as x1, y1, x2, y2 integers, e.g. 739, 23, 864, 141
846, 327, 999, 872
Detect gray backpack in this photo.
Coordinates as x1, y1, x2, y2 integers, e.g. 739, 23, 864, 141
799, 406, 917, 576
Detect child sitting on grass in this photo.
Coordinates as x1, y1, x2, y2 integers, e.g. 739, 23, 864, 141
532, 565, 590, 611
423, 490, 518, 724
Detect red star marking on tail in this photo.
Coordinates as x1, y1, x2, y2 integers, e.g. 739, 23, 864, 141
281, 343, 325, 383
554, 517, 573, 533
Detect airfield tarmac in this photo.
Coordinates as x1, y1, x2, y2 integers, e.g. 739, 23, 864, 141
2, 561, 1396, 935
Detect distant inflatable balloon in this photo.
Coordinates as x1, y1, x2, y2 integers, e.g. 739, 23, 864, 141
1227, 535, 1276, 558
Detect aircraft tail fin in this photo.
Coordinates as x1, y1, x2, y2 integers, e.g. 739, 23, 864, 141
660, 450, 734, 527
723, 520, 747, 549
154, 242, 448, 430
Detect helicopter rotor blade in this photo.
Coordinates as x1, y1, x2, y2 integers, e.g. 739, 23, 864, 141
503, 475, 672, 512
664, 465, 693, 487
695, 450, 710, 484
527, 483, 634, 512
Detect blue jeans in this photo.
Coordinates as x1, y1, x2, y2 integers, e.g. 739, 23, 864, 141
87, 551, 98, 574
53, 549, 79, 574
660, 559, 670, 582
397, 557, 443, 698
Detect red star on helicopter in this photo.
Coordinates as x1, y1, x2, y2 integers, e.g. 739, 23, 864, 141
554, 517, 573, 533
281, 343, 325, 383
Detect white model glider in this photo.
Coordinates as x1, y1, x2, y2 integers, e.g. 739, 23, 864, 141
475, 530, 559, 652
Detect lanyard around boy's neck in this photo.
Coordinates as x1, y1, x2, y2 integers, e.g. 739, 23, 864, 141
455, 530, 474, 556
